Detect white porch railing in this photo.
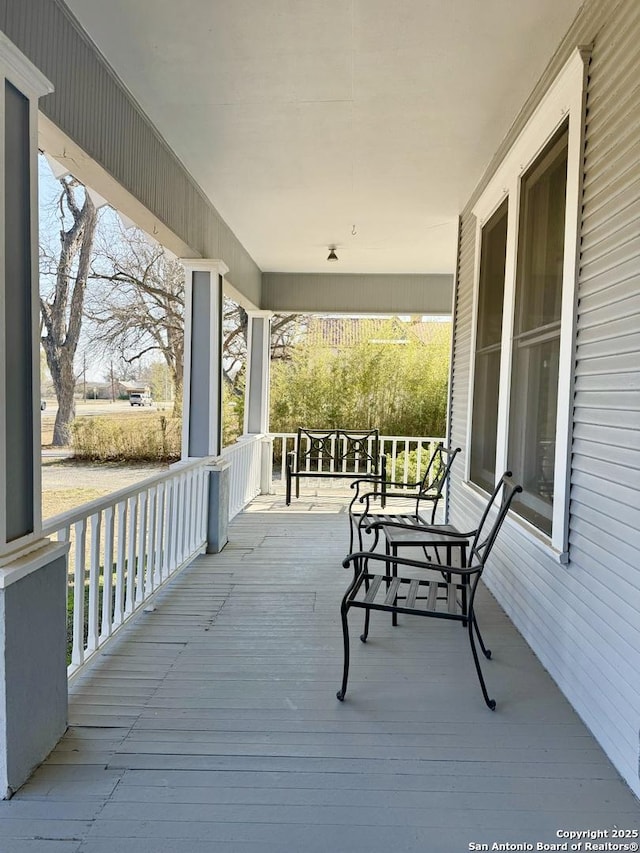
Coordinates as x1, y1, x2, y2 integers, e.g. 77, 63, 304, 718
221, 433, 264, 519
43, 456, 213, 678
269, 433, 444, 487
44, 431, 440, 680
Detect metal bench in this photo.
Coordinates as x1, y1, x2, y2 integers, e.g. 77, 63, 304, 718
336, 473, 522, 710
285, 428, 387, 505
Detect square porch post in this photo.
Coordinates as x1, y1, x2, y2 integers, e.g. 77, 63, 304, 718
180, 259, 230, 553
243, 311, 273, 494
0, 34, 69, 798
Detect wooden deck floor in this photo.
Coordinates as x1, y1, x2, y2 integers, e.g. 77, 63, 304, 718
3, 495, 639, 852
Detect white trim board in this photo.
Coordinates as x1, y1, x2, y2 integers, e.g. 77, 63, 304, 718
467, 47, 590, 558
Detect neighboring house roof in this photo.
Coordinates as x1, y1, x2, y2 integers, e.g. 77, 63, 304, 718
119, 380, 150, 393
306, 317, 448, 349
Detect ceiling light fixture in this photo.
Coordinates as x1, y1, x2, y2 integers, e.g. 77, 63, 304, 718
327, 246, 338, 261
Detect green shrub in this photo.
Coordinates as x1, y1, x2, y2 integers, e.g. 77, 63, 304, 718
270, 320, 450, 437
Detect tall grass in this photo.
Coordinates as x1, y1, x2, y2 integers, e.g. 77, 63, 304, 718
72, 415, 181, 462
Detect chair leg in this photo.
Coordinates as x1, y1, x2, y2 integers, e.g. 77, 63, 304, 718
336, 601, 351, 701
472, 613, 492, 659
360, 575, 371, 642
389, 555, 398, 627
360, 608, 371, 643
285, 471, 291, 506
467, 611, 496, 711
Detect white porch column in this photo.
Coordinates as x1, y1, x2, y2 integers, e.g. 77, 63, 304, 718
180, 259, 230, 552
181, 259, 228, 459
243, 311, 272, 435
243, 311, 273, 494
0, 34, 69, 798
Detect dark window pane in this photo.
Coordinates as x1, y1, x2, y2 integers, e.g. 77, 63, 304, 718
509, 337, 560, 534
515, 127, 568, 334
470, 348, 501, 492
508, 123, 568, 535
477, 202, 508, 349
470, 199, 508, 491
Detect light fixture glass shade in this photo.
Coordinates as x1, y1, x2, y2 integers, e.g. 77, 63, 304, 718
327, 248, 338, 261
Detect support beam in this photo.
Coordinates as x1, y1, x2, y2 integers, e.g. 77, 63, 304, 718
261, 272, 453, 315
0, 34, 68, 798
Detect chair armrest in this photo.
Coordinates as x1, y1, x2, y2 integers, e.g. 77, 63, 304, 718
356, 486, 424, 504
349, 475, 385, 490
349, 475, 386, 507
364, 518, 476, 538
342, 549, 479, 577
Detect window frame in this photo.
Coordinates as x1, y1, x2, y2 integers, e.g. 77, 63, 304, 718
466, 47, 590, 560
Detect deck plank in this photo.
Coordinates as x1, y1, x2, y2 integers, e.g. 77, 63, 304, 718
7, 495, 639, 852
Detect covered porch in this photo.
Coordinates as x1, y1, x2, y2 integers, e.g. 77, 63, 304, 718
3, 495, 639, 852
0, 0, 639, 825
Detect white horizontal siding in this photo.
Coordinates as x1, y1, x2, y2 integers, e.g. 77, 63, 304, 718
449, 0, 640, 798
449, 215, 475, 460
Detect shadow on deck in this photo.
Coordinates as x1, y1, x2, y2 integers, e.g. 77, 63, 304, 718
3, 495, 639, 851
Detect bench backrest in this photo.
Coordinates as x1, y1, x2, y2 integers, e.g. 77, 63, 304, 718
468, 473, 522, 571
296, 428, 381, 474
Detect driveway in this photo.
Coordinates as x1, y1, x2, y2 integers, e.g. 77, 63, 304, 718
41, 459, 168, 521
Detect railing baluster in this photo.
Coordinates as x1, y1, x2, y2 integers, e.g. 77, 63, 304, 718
182, 472, 190, 556
169, 476, 179, 572
114, 501, 127, 627
86, 513, 101, 654
146, 486, 157, 596
162, 480, 172, 580
178, 473, 187, 564
125, 495, 138, 616
136, 492, 147, 605
101, 505, 114, 640
189, 471, 197, 553
155, 482, 165, 583
196, 471, 206, 548
403, 439, 410, 483
71, 519, 87, 669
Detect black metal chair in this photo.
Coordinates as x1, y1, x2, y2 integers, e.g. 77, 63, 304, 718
337, 473, 522, 710
347, 443, 461, 552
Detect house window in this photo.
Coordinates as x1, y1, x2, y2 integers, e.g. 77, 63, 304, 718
470, 199, 508, 493
508, 125, 568, 535
468, 48, 588, 558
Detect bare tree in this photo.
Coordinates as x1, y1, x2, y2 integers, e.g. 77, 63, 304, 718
271, 313, 309, 361
223, 300, 306, 385
40, 177, 97, 446
88, 227, 185, 412
90, 226, 307, 421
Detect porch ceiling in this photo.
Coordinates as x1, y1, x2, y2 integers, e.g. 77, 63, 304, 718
64, 0, 581, 275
